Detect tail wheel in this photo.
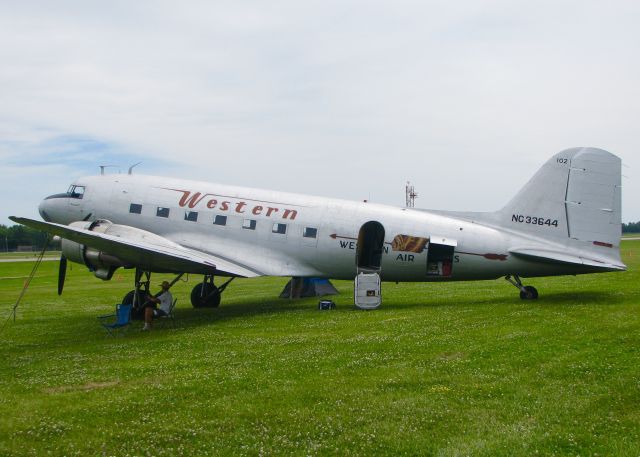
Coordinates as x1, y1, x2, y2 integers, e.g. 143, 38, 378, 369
519, 286, 539, 300
191, 282, 221, 308
507, 276, 540, 301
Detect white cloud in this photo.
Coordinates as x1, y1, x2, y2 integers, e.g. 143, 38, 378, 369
0, 0, 639, 224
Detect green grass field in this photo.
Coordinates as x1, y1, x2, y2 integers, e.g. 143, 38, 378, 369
1, 242, 639, 456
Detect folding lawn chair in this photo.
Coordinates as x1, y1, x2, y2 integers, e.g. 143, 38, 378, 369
97, 304, 132, 336
157, 299, 177, 328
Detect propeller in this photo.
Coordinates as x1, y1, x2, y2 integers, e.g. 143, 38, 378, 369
58, 255, 67, 295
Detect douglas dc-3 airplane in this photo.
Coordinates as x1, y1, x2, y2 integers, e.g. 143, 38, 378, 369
11, 147, 625, 310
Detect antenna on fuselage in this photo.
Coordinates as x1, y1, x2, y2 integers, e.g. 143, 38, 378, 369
128, 162, 142, 175
405, 181, 418, 208
99, 165, 119, 175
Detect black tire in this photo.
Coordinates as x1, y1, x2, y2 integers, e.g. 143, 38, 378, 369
519, 286, 539, 300
123, 290, 147, 319
122, 289, 147, 306
190, 282, 221, 308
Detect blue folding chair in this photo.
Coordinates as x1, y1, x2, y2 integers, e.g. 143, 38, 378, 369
97, 304, 132, 336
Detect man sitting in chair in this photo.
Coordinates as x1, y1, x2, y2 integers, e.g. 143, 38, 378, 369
142, 281, 173, 331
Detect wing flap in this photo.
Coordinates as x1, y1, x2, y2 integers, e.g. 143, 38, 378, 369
10, 217, 262, 277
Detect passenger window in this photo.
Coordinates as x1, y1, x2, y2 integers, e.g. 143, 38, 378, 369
303, 227, 318, 238
129, 203, 142, 214
156, 207, 170, 218
184, 211, 198, 222
242, 219, 257, 230
213, 215, 227, 226
272, 223, 287, 234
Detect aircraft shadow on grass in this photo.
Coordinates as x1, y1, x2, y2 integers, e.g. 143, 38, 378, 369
141, 289, 624, 333
387, 290, 624, 310
526, 290, 624, 305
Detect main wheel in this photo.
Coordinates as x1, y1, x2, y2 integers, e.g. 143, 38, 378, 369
190, 282, 221, 308
122, 290, 147, 319
519, 286, 539, 300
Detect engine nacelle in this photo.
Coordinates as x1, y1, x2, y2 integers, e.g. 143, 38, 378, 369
61, 220, 130, 280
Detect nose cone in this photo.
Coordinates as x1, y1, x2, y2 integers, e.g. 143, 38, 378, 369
38, 199, 52, 222
38, 193, 71, 223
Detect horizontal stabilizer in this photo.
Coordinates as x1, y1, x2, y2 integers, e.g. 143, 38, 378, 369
509, 247, 626, 271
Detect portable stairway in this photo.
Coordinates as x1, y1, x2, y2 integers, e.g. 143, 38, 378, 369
354, 268, 381, 310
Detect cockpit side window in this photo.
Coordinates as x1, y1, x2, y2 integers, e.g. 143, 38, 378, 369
67, 185, 85, 199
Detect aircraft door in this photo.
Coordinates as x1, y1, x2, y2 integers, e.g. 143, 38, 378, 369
355, 221, 385, 310
356, 221, 385, 272
426, 237, 457, 278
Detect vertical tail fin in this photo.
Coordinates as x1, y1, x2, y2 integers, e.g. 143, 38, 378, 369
500, 147, 622, 251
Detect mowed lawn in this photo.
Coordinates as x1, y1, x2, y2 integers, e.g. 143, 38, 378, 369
0, 243, 639, 456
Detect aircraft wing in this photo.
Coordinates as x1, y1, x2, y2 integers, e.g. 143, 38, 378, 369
9, 217, 262, 277
509, 247, 626, 271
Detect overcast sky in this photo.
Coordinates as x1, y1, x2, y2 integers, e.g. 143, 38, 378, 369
1, 0, 638, 226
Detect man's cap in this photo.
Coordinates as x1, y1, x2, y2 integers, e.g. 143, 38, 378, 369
161, 281, 170, 288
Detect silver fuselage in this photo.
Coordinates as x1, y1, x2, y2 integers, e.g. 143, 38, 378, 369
38, 173, 617, 281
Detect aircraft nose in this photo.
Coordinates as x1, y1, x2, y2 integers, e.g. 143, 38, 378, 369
38, 197, 54, 222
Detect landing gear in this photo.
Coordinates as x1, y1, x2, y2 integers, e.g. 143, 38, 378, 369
190, 275, 235, 308
122, 270, 185, 319
519, 286, 538, 300
122, 270, 151, 319
505, 275, 539, 300
122, 289, 147, 318
191, 282, 220, 308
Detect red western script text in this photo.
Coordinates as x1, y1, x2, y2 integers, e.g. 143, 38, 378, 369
163, 188, 299, 220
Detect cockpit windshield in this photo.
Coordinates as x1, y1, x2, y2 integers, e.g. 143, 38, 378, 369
67, 185, 85, 199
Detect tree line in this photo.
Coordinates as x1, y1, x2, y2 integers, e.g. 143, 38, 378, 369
0, 224, 61, 251
623, 221, 640, 233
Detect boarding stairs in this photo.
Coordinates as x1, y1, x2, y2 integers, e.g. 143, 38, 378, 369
354, 268, 381, 310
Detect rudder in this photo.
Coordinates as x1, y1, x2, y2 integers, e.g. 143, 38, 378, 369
500, 147, 622, 248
